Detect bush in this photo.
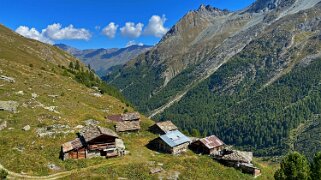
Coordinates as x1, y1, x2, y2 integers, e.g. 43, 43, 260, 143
0, 169, 8, 179
274, 152, 310, 180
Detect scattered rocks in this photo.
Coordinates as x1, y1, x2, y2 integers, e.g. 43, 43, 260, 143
22, 125, 31, 131
150, 167, 164, 174
84, 119, 100, 126
101, 109, 110, 113
16, 91, 24, 95
13, 146, 24, 152
0, 120, 7, 131
169, 171, 180, 180
91, 92, 102, 97
74, 125, 84, 129
0, 101, 19, 113
48, 95, 59, 98
118, 178, 128, 180
43, 106, 59, 113
0, 75, 15, 83
157, 163, 164, 166
124, 150, 130, 155
31, 93, 38, 99
23, 99, 59, 113
36, 124, 74, 138
47, 163, 61, 171
37, 114, 60, 122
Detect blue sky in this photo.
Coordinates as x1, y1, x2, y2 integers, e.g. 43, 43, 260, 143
0, 0, 255, 49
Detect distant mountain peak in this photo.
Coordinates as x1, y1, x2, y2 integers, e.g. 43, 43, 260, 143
196, 4, 229, 15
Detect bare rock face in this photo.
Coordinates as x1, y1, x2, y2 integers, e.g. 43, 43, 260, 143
0, 101, 19, 113
246, 0, 278, 13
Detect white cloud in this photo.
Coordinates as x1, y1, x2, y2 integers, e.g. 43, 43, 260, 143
102, 22, 118, 38
15, 23, 91, 44
120, 22, 144, 38
42, 23, 91, 40
125, 40, 144, 47
144, 15, 168, 38
15, 26, 53, 44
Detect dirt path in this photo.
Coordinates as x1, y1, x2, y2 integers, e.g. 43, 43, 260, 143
0, 161, 115, 180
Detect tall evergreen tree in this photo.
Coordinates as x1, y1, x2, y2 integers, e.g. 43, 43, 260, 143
69, 61, 74, 69
311, 152, 321, 180
75, 60, 80, 70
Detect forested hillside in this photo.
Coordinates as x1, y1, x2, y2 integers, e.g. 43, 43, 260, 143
107, 0, 321, 158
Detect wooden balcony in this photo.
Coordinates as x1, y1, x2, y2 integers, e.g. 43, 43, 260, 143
88, 142, 116, 150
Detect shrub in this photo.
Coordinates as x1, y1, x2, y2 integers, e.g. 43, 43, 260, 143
274, 152, 310, 180
0, 169, 8, 179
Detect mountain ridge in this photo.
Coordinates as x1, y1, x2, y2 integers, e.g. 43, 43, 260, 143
55, 43, 152, 76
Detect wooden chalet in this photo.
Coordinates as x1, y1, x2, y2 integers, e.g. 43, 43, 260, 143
149, 121, 178, 135
107, 112, 141, 132
190, 135, 225, 155
150, 130, 191, 155
61, 126, 125, 160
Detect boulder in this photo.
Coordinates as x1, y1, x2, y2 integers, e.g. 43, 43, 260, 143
22, 125, 31, 131
31, 93, 38, 99
0, 120, 7, 131
91, 93, 102, 97
0, 75, 15, 83
149, 167, 164, 174
84, 119, 100, 126
16, 91, 24, 95
74, 125, 84, 129
47, 163, 61, 171
0, 101, 19, 112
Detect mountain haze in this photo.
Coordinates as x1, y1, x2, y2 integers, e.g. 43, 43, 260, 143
107, 0, 321, 157
55, 44, 152, 76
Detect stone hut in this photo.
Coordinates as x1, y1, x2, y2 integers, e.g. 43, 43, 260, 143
149, 121, 178, 135
213, 150, 261, 177
190, 135, 225, 155
61, 126, 125, 160
150, 130, 191, 155
107, 112, 141, 132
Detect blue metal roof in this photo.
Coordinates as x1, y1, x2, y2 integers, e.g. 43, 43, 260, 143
159, 130, 191, 147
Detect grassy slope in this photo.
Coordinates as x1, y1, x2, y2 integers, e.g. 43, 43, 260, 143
0, 24, 277, 179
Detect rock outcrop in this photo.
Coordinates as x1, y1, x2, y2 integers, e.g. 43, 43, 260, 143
0, 101, 19, 112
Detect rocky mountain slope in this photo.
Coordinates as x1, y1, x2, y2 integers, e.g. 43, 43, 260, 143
0, 24, 278, 179
106, 0, 321, 157
55, 44, 151, 76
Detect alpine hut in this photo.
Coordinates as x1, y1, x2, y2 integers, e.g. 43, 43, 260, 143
61, 126, 125, 160
107, 112, 141, 132
149, 121, 178, 135
150, 130, 191, 155
190, 135, 225, 155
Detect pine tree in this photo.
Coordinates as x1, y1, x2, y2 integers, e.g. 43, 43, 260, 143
75, 60, 80, 70
311, 152, 321, 180
69, 61, 74, 69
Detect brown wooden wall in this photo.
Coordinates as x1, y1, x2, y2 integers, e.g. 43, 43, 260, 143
68, 148, 86, 159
